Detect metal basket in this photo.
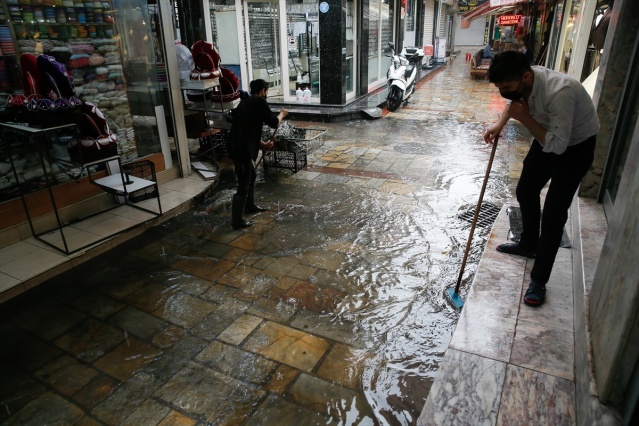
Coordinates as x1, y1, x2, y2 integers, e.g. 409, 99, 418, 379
263, 126, 327, 173
271, 127, 327, 154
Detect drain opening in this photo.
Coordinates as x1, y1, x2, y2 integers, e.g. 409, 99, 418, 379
458, 202, 501, 228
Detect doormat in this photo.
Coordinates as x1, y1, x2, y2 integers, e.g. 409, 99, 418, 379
506, 206, 571, 248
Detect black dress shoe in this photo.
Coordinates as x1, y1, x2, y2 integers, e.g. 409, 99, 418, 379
496, 243, 536, 258
245, 205, 269, 214
231, 219, 254, 229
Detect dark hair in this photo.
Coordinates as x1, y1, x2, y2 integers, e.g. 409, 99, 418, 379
250, 79, 269, 94
488, 50, 533, 83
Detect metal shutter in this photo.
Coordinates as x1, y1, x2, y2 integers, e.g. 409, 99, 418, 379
423, 0, 435, 47
439, 3, 448, 38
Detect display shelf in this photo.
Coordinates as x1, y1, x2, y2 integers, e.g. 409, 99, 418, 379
1, 121, 161, 255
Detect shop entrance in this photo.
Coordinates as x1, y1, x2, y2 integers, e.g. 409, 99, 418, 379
243, 0, 284, 97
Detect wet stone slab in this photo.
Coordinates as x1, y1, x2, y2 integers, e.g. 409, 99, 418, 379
289, 373, 376, 424
92, 371, 162, 424
34, 354, 99, 396
53, 317, 124, 363
93, 335, 162, 382
195, 340, 278, 384
190, 298, 251, 341
107, 306, 168, 341
246, 394, 337, 426
5, 392, 85, 425
154, 361, 265, 424
142, 335, 208, 382
243, 321, 329, 371
0, 365, 46, 423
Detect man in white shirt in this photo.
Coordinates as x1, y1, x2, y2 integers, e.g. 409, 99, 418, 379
483, 51, 600, 307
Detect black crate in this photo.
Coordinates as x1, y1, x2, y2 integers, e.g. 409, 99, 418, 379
122, 159, 158, 202
263, 150, 307, 173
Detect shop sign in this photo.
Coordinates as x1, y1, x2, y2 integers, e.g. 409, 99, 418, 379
458, 0, 489, 13
319, 2, 329, 13
498, 14, 522, 26
490, 0, 526, 6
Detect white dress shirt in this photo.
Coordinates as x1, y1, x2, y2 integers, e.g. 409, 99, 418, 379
527, 66, 600, 155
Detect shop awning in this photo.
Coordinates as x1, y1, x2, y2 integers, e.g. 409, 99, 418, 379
461, 2, 517, 24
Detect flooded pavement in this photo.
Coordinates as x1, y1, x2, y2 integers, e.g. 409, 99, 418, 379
0, 54, 532, 425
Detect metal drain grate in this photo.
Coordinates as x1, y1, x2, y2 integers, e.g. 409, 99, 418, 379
458, 202, 501, 228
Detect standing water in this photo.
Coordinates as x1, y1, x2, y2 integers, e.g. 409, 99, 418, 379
0, 54, 531, 425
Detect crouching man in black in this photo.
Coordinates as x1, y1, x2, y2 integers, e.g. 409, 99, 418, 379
230, 79, 288, 229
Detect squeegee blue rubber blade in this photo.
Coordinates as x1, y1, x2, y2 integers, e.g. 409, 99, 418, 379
446, 288, 464, 309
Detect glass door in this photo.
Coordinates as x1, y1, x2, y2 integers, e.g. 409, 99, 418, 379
243, 0, 284, 97
345, 0, 356, 99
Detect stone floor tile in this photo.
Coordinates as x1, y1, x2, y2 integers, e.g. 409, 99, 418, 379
316, 343, 369, 389
222, 247, 260, 266
152, 325, 188, 349
72, 374, 120, 410
152, 292, 218, 329
265, 364, 299, 394
108, 306, 168, 341
449, 305, 517, 363
92, 372, 162, 424
0, 324, 63, 372
236, 275, 279, 301
157, 410, 198, 426
171, 257, 236, 281
282, 281, 346, 313
143, 335, 208, 382
196, 340, 277, 384
497, 364, 575, 425
35, 354, 99, 396
229, 232, 265, 251
6, 392, 85, 425
247, 394, 337, 426
123, 282, 179, 314
290, 309, 369, 349
0, 365, 46, 423
120, 398, 171, 426
518, 286, 574, 332
201, 283, 237, 304
287, 263, 317, 281
262, 256, 300, 279
217, 264, 261, 288
510, 320, 575, 381
53, 318, 124, 363
289, 373, 375, 424
12, 299, 86, 341
217, 314, 263, 345
247, 297, 297, 323
154, 361, 264, 424
417, 349, 507, 426
93, 335, 162, 381
190, 298, 251, 341
68, 291, 126, 319
243, 321, 329, 371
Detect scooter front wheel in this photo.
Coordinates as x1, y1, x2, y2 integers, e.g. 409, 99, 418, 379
387, 87, 404, 112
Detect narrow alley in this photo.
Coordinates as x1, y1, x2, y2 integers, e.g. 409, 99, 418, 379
0, 53, 532, 425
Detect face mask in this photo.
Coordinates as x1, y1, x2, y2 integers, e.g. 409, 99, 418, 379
500, 80, 524, 101
501, 90, 522, 101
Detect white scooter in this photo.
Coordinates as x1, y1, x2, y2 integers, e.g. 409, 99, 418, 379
385, 42, 424, 112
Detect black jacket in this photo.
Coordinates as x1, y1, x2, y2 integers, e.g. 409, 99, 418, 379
232, 95, 279, 161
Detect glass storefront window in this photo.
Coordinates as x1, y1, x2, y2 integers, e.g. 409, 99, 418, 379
286, 0, 319, 99
346, 0, 354, 96
210, 1, 242, 89
369, 0, 393, 86
0, 0, 166, 202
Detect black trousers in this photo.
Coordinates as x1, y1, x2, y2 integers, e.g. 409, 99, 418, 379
517, 136, 596, 285
234, 156, 256, 197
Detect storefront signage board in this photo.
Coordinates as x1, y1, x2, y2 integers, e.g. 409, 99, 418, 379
498, 14, 522, 25
490, 0, 526, 6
